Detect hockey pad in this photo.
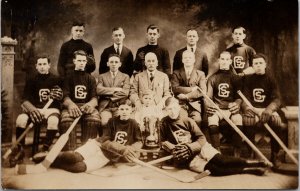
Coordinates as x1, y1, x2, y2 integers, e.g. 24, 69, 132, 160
81, 119, 100, 144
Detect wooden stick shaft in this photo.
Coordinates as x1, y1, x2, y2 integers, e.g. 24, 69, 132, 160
237, 90, 298, 165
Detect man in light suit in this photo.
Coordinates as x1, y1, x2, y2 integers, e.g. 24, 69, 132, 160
99, 27, 134, 77
173, 29, 209, 76
130, 52, 172, 110
97, 54, 130, 131
171, 50, 206, 127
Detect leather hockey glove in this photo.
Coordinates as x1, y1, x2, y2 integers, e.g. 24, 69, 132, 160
50, 85, 63, 101
206, 105, 217, 116
173, 144, 193, 162
261, 108, 272, 123
161, 141, 176, 153
123, 146, 139, 162
228, 102, 240, 114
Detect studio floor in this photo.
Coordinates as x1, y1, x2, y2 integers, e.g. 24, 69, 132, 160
2, 161, 298, 189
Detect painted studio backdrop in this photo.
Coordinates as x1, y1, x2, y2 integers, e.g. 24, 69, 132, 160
1, 0, 298, 142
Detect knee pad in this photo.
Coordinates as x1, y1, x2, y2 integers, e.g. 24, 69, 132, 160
60, 120, 77, 151
242, 115, 257, 126
81, 116, 100, 143
208, 114, 219, 126
16, 113, 29, 128
47, 115, 59, 130
231, 114, 243, 126
209, 125, 219, 134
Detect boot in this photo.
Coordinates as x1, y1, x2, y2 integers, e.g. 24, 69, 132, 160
210, 133, 220, 151
242, 167, 267, 176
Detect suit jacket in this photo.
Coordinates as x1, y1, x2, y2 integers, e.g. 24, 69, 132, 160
130, 70, 171, 106
173, 47, 209, 76
99, 45, 134, 76
97, 71, 130, 112
171, 68, 207, 112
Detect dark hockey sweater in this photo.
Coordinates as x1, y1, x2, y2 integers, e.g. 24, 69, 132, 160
97, 116, 142, 161
22, 73, 63, 109
134, 44, 171, 76
62, 71, 97, 104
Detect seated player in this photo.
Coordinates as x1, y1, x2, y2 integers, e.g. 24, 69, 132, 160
160, 97, 269, 176
206, 51, 254, 156
97, 54, 130, 133
171, 50, 206, 127
241, 53, 287, 167
20, 100, 142, 174
60, 50, 100, 151
13, 55, 63, 166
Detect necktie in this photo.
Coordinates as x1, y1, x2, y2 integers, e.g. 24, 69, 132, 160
150, 72, 154, 82
191, 47, 194, 53
116, 45, 120, 55
112, 72, 116, 79
187, 70, 191, 80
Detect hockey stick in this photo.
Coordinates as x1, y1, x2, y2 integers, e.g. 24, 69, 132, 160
197, 87, 273, 167
3, 99, 54, 160
15, 116, 81, 174
129, 156, 210, 183
87, 155, 173, 177
237, 90, 298, 165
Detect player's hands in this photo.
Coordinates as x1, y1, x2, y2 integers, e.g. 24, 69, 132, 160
177, 93, 188, 101
172, 144, 192, 161
50, 85, 63, 101
80, 103, 94, 114
29, 108, 44, 123
68, 103, 82, 118
123, 146, 139, 162
206, 105, 217, 116
244, 107, 256, 117
228, 102, 240, 114
261, 108, 272, 123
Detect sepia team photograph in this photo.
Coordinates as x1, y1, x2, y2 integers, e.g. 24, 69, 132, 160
1, 0, 298, 189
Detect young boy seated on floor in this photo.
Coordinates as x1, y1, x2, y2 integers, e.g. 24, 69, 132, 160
16, 100, 142, 174
13, 55, 63, 166
160, 97, 269, 176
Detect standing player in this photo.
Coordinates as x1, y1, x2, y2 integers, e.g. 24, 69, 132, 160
97, 54, 130, 132
171, 50, 206, 127
226, 26, 256, 74
14, 55, 63, 165
57, 21, 95, 77
133, 24, 171, 77
160, 97, 268, 176
23, 100, 142, 174
99, 27, 134, 77
173, 29, 209, 76
60, 50, 100, 151
242, 54, 287, 167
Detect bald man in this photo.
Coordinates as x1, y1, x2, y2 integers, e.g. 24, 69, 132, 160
130, 52, 172, 110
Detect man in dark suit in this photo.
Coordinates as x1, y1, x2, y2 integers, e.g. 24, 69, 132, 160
97, 54, 130, 129
133, 24, 171, 77
99, 27, 134, 77
173, 29, 209, 76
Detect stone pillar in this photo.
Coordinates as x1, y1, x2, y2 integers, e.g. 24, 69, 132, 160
281, 106, 299, 163
1, 36, 17, 143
